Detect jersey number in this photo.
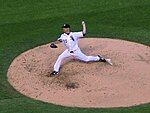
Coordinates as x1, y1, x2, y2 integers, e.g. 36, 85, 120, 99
64, 39, 67, 43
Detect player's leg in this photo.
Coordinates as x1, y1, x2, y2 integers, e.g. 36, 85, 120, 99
74, 49, 113, 65
74, 49, 100, 62
51, 50, 71, 75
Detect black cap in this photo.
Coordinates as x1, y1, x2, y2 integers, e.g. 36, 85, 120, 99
62, 24, 70, 28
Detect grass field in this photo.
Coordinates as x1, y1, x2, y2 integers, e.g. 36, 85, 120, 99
0, 0, 150, 113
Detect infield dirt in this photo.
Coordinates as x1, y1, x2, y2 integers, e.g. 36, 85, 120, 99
7, 38, 150, 108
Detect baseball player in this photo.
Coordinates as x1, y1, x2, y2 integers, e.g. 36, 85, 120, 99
50, 21, 112, 76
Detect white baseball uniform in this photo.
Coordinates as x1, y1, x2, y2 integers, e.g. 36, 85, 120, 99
53, 31, 100, 72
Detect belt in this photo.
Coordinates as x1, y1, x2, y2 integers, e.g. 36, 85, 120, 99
69, 48, 78, 53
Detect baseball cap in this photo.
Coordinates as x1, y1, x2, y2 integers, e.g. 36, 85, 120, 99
62, 24, 70, 28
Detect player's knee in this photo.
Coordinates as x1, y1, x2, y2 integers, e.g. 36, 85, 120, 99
58, 55, 64, 60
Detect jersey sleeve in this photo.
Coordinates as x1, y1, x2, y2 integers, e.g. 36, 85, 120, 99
73, 31, 83, 40
57, 34, 63, 41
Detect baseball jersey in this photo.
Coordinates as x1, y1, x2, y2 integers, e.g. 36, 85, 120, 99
58, 32, 83, 51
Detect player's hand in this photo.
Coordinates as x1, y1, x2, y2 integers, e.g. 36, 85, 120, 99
50, 43, 58, 48
82, 21, 85, 25
82, 21, 86, 36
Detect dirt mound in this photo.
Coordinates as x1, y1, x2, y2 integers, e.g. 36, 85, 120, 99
7, 38, 150, 108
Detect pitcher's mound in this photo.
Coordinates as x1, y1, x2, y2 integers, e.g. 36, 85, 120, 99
7, 38, 150, 108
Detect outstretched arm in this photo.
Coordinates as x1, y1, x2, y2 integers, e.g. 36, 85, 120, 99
52, 39, 62, 44
82, 21, 86, 36
50, 39, 62, 48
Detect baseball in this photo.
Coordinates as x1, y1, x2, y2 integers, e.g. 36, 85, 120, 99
82, 21, 85, 25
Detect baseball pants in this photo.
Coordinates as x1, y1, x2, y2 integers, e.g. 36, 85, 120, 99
53, 48, 100, 72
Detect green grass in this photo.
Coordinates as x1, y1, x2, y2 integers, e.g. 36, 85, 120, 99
0, 0, 150, 113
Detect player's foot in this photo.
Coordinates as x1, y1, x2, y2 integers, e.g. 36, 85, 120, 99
98, 55, 106, 62
98, 55, 113, 65
105, 59, 113, 66
50, 71, 59, 77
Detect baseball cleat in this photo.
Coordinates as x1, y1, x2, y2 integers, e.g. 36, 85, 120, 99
50, 71, 59, 77
98, 55, 106, 62
105, 59, 113, 66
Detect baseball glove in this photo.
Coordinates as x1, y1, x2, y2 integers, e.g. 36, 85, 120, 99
50, 43, 58, 48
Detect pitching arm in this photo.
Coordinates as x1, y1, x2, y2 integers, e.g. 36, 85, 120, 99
82, 21, 86, 36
